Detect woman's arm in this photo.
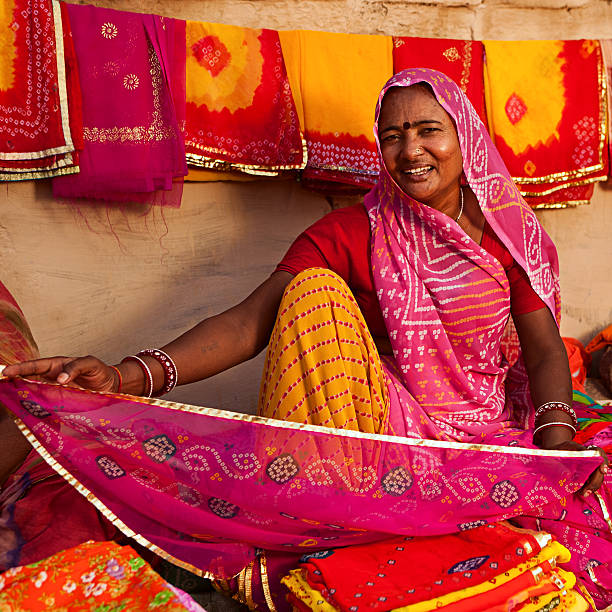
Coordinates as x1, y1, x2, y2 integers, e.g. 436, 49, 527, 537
3, 271, 294, 395
514, 306, 608, 493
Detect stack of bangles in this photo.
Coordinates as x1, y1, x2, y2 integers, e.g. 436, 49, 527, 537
532, 401, 578, 442
117, 349, 178, 398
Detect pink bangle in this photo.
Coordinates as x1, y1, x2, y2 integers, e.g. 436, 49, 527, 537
534, 401, 577, 428
121, 355, 153, 398
136, 349, 178, 397
109, 365, 123, 393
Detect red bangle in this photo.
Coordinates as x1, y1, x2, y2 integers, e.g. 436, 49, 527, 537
136, 349, 178, 397
534, 401, 577, 428
109, 365, 123, 393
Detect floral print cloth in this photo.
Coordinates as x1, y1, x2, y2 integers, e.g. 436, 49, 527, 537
0, 540, 206, 611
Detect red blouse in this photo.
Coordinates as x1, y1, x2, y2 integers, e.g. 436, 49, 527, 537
276, 204, 545, 338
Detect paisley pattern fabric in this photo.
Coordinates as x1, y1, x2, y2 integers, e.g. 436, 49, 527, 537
483, 40, 608, 208
184, 22, 305, 175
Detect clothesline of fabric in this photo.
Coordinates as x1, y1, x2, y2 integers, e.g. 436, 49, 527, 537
1, 0, 611, 209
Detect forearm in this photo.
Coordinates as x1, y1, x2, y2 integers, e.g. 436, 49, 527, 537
114, 272, 292, 396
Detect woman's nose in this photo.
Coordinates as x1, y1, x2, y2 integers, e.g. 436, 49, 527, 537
401, 138, 424, 159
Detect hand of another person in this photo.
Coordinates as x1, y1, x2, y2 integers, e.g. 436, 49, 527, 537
2, 356, 118, 393
547, 440, 609, 497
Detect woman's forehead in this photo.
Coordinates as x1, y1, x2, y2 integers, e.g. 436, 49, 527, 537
379, 85, 452, 126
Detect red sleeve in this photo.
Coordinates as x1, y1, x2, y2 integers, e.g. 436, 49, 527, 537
481, 223, 547, 316
275, 205, 370, 282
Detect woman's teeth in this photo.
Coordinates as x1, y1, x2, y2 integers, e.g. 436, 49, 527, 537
404, 166, 432, 176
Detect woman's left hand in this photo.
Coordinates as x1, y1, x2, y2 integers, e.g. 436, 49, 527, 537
548, 440, 609, 497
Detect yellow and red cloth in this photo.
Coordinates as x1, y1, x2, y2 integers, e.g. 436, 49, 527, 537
484, 39, 608, 208
392, 36, 486, 123
184, 21, 305, 176
279, 29, 393, 193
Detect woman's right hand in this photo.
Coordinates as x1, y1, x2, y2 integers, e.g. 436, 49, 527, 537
2, 356, 118, 393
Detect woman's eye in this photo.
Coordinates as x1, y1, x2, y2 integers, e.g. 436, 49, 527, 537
422, 127, 439, 134
382, 134, 400, 143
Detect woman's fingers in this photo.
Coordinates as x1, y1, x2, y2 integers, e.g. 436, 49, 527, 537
578, 446, 609, 497
3, 357, 72, 382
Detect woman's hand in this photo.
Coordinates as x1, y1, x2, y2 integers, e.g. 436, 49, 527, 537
547, 440, 609, 497
3, 356, 118, 393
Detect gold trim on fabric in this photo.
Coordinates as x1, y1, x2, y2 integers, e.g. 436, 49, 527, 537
510, 43, 608, 185
519, 176, 604, 197
11, 415, 216, 580
529, 199, 590, 210
244, 560, 255, 609
594, 491, 612, 534
260, 553, 277, 612
185, 133, 308, 176
576, 583, 600, 612
0, 164, 79, 181
7, 377, 603, 462
237, 565, 246, 603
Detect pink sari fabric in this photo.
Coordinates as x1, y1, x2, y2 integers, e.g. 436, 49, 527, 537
0, 378, 602, 581
52, 4, 187, 206
365, 69, 560, 442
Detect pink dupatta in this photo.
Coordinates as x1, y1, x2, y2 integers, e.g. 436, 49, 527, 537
365, 69, 561, 441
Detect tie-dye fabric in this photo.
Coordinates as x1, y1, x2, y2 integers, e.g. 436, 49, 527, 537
365, 68, 560, 441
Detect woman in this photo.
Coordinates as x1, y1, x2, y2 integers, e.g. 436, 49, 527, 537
2, 69, 611, 608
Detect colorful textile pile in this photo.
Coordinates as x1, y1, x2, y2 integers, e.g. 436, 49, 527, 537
282, 523, 589, 611
392, 37, 486, 123
280, 30, 393, 193
0, 540, 206, 611
185, 21, 305, 176
0, 0, 82, 180
574, 390, 612, 455
484, 40, 608, 208
52, 3, 187, 206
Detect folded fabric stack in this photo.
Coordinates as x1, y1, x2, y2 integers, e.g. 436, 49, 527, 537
282, 522, 590, 612
0, 540, 207, 611
484, 40, 608, 209
0, 0, 82, 181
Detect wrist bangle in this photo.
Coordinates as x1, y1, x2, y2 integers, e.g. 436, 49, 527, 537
121, 356, 153, 398
533, 421, 576, 442
136, 349, 178, 397
534, 402, 577, 428
109, 365, 123, 393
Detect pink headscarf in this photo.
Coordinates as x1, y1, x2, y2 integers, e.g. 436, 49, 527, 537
365, 69, 560, 441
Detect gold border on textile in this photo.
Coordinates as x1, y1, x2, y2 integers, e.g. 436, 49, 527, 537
529, 199, 591, 210
0, 164, 79, 181
260, 553, 278, 612
3, 376, 604, 583
0, 0, 74, 161
519, 175, 605, 197
510, 43, 608, 185
185, 134, 308, 177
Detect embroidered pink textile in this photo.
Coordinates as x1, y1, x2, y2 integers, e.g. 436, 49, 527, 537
0, 377, 602, 580
365, 68, 560, 442
52, 3, 187, 206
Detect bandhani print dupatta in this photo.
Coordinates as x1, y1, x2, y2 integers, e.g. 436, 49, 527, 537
483, 40, 608, 208
0, 0, 81, 180
184, 21, 305, 175
366, 68, 560, 441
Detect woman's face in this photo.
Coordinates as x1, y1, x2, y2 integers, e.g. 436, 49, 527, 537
378, 85, 463, 211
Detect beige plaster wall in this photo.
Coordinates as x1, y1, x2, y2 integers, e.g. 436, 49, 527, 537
2, 0, 611, 411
